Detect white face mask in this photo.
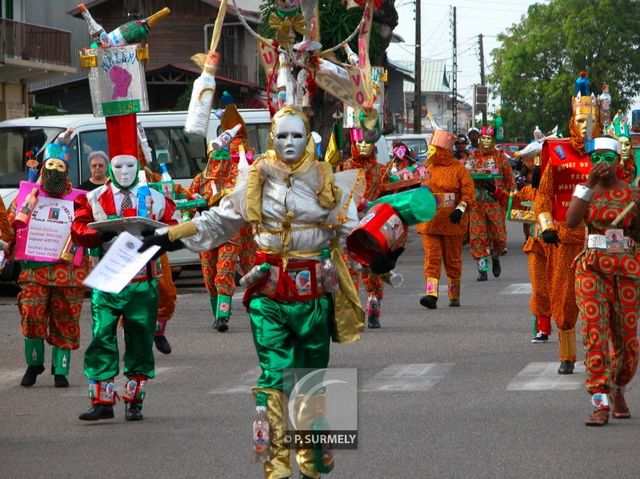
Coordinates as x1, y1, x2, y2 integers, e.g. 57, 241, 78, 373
110, 154, 138, 188
272, 115, 308, 163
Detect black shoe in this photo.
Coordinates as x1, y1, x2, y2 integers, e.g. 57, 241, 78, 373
477, 271, 488, 281
78, 404, 114, 421
54, 374, 69, 388
154, 335, 172, 354
125, 402, 144, 421
531, 332, 549, 343
449, 299, 460, 307
492, 257, 501, 277
367, 314, 380, 329
557, 360, 575, 375
419, 295, 438, 309
213, 317, 229, 332
20, 365, 45, 387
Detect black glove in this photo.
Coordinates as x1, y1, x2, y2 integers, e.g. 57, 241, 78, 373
99, 230, 118, 243
449, 208, 463, 225
196, 204, 209, 214
138, 233, 184, 260
370, 247, 405, 275
541, 230, 560, 246
531, 166, 541, 189
477, 180, 496, 194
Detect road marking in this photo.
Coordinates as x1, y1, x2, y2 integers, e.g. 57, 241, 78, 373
0, 369, 26, 391
499, 283, 532, 295
361, 363, 454, 392
507, 362, 585, 391
208, 367, 261, 394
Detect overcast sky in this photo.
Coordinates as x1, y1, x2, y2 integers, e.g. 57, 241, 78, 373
388, 0, 546, 110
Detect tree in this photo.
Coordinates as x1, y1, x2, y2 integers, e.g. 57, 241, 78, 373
490, 0, 640, 141
258, 0, 397, 142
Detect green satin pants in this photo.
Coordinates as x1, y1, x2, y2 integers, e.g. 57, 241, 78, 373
84, 280, 158, 381
249, 295, 332, 394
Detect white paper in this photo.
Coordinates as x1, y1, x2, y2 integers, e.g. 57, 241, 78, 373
83, 231, 160, 294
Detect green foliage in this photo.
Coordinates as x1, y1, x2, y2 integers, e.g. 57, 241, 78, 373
30, 103, 63, 117
490, 0, 640, 141
174, 86, 192, 111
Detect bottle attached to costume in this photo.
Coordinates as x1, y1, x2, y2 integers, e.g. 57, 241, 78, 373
100, 7, 170, 47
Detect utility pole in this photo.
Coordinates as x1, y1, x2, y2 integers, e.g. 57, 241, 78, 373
451, 6, 457, 133
413, 0, 421, 133
478, 33, 486, 124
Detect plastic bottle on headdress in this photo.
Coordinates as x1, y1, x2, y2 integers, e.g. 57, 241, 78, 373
599, 83, 612, 126
238, 144, 250, 173
137, 121, 153, 166
575, 71, 590, 96
184, 51, 218, 137
211, 124, 242, 151
276, 53, 295, 109
136, 171, 153, 219
533, 125, 543, 142
78, 3, 106, 40
100, 7, 170, 47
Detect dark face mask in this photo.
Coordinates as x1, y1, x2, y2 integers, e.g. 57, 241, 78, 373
41, 168, 67, 196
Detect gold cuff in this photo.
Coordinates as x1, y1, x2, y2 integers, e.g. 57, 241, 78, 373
537, 212, 555, 233
167, 221, 197, 242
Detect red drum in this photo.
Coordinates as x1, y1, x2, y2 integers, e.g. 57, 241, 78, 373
346, 203, 406, 265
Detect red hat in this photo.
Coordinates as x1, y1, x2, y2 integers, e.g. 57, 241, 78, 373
480, 126, 494, 137
430, 130, 456, 150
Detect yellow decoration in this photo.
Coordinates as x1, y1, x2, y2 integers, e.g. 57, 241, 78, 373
268, 12, 309, 45
79, 52, 97, 69
135, 44, 149, 62
167, 221, 197, 242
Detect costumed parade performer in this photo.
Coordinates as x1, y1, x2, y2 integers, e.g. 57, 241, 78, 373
188, 92, 257, 332
534, 72, 602, 375
73, 6, 174, 420
140, 105, 392, 479
338, 128, 390, 328
7, 134, 88, 388
467, 126, 516, 281
607, 110, 636, 183
511, 126, 552, 343
566, 136, 639, 426
417, 130, 475, 308
72, 126, 177, 421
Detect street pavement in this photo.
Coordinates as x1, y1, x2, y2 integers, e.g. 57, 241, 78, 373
1, 221, 639, 478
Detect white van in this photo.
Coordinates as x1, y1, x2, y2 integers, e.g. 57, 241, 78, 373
0, 109, 271, 278
385, 132, 433, 162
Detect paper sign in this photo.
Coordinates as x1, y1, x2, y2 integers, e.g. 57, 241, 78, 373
83, 231, 160, 294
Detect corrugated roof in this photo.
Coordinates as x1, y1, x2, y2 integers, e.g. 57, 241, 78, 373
398, 59, 450, 93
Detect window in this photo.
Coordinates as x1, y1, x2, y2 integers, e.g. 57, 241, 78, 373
5, 0, 13, 20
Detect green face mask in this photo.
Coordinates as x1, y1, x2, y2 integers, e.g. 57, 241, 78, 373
590, 151, 618, 165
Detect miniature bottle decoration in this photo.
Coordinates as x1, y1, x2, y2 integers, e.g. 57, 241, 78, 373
211, 124, 242, 151
599, 83, 612, 126
100, 7, 171, 47
78, 3, 106, 40
184, 51, 218, 137
14, 187, 40, 229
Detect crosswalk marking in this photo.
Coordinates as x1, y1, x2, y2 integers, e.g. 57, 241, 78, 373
499, 283, 532, 295
208, 367, 261, 394
361, 363, 454, 392
507, 362, 585, 391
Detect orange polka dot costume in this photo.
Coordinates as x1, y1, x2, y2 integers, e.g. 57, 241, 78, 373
575, 187, 639, 418
467, 127, 516, 280
8, 142, 89, 387
417, 130, 475, 307
188, 96, 256, 330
